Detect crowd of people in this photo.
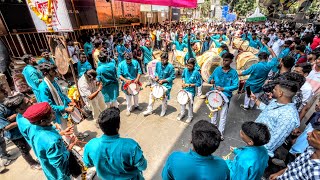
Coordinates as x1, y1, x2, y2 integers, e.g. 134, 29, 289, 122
0, 19, 320, 180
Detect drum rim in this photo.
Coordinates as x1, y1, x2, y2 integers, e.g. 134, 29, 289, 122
70, 108, 82, 123
207, 91, 225, 108
177, 89, 189, 105
152, 85, 165, 98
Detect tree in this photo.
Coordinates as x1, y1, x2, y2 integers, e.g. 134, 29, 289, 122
197, 0, 212, 18
234, 0, 255, 16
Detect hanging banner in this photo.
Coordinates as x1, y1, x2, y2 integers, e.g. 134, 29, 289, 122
95, 0, 140, 26
116, 0, 197, 8
26, 0, 73, 32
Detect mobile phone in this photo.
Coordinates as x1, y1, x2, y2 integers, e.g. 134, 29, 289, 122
246, 86, 251, 98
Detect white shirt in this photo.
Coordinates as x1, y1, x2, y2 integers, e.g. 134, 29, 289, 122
299, 81, 314, 111
272, 39, 284, 56
67, 45, 79, 63
268, 34, 277, 47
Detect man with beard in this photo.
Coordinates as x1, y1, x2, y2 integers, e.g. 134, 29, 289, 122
38, 50, 55, 65
22, 54, 43, 102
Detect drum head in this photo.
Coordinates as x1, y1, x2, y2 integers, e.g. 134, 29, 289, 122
128, 83, 139, 95
152, 85, 164, 99
207, 92, 224, 108
177, 90, 189, 105
147, 60, 159, 78
70, 108, 82, 124
201, 56, 222, 83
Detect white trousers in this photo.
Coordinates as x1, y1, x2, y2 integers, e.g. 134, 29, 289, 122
244, 92, 261, 108
180, 92, 194, 118
146, 93, 168, 112
125, 94, 139, 112
196, 82, 203, 96
86, 92, 107, 120
210, 102, 229, 135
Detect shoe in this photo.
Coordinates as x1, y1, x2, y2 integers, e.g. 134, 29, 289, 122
221, 136, 224, 141
186, 117, 193, 123
199, 95, 206, 99
160, 110, 166, 117
30, 163, 42, 170
272, 158, 286, 167
2, 154, 17, 160
126, 111, 131, 116
143, 110, 152, 116
177, 113, 185, 121
77, 132, 89, 139
240, 104, 249, 111
135, 106, 143, 111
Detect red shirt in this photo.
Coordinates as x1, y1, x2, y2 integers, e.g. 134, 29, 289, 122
311, 36, 320, 50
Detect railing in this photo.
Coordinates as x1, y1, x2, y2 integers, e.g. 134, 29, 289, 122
0, 24, 137, 57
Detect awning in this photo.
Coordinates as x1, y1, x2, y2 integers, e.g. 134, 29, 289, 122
115, 0, 197, 8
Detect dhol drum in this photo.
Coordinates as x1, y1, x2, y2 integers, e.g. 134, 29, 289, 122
127, 82, 141, 96
152, 84, 166, 99
200, 55, 222, 83
69, 107, 82, 124
232, 38, 249, 51
206, 90, 225, 110
147, 59, 159, 78
177, 90, 190, 105
236, 52, 259, 71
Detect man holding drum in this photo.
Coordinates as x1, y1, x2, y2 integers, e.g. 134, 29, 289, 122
208, 53, 239, 140
177, 58, 202, 123
143, 52, 176, 117
118, 52, 143, 116
38, 63, 89, 139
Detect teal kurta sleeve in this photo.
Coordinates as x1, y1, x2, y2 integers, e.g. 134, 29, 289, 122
166, 66, 176, 83
162, 155, 174, 180
223, 71, 239, 92
132, 145, 147, 171
40, 86, 66, 113
241, 64, 255, 76
46, 142, 70, 180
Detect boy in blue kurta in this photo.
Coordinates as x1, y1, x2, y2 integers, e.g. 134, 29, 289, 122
162, 120, 230, 180
238, 52, 277, 110
116, 38, 125, 63
96, 52, 119, 108
22, 102, 77, 180
258, 37, 271, 56
77, 53, 92, 77
143, 52, 176, 117
83, 107, 147, 179
38, 50, 55, 65
177, 58, 202, 123
118, 52, 143, 116
211, 31, 228, 48
248, 33, 262, 49
172, 35, 187, 51
21, 54, 43, 102
38, 63, 88, 139
140, 40, 155, 72
225, 121, 270, 180
208, 53, 239, 139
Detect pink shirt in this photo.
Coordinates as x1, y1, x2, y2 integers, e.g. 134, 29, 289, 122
306, 66, 320, 95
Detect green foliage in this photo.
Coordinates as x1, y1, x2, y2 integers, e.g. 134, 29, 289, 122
307, 1, 320, 15
234, 0, 255, 16
197, 0, 212, 17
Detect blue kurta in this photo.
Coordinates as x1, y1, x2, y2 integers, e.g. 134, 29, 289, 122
16, 113, 33, 145
39, 79, 71, 124
22, 65, 43, 102
162, 150, 230, 180
0, 104, 22, 140
211, 34, 228, 48
258, 45, 271, 56
208, 66, 239, 99
77, 61, 92, 77
116, 44, 125, 63
173, 41, 187, 51
118, 60, 142, 93
84, 42, 93, 56
96, 61, 119, 103
83, 134, 147, 180
273, 47, 290, 73
140, 46, 153, 65
241, 33, 252, 41
226, 146, 269, 180
248, 37, 261, 49
155, 62, 176, 99
29, 125, 70, 180
242, 61, 274, 93
182, 68, 202, 97
38, 57, 55, 65
184, 40, 200, 71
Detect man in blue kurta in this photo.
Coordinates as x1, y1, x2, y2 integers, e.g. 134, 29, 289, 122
172, 35, 187, 51
226, 122, 270, 180
208, 53, 239, 139
38, 50, 55, 65
116, 38, 125, 63
162, 120, 230, 180
77, 53, 92, 78
96, 51, 119, 108
38, 63, 88, 139
118, 52, 143, 116
140, 40, 155, 72
248, 33, 262, 49
22, 102, 78, 180
83, 107, 147, 179
238, 52, 277, 110
177, 58, 202, 123
21, 54, 43, 102
258, 37, 271, 56
210, 31, 228, 48
143, 52, 176, 117
272, 40, 292, 73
